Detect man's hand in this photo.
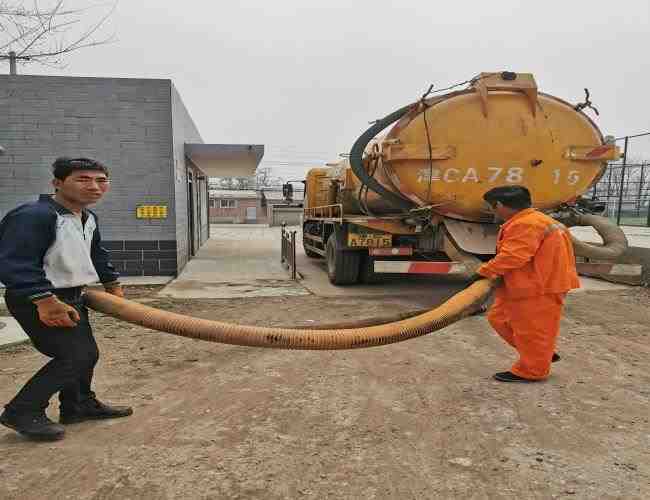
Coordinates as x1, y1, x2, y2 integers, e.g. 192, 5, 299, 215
465, 272, 503, 287
465, 272, 485, 285
33, 295, 80, 328
104, 285, 124, 298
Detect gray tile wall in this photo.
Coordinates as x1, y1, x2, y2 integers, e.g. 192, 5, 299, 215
0, 75, 176, 244
0, 75, 187, 277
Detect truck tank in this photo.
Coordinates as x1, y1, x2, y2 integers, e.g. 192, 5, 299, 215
303, 71, 630, 286
305, 72, 619, 222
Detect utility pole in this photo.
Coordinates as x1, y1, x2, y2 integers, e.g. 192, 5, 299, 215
9, 51, 16, 75
616, 136, 629, 226
1, 51, 31, 75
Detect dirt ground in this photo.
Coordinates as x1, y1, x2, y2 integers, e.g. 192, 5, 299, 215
1, 285, 649, 499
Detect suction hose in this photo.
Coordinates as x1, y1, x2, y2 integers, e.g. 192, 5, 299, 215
84, 279, 495, 350
349, 104, 417, 211
569, 213, 628, 260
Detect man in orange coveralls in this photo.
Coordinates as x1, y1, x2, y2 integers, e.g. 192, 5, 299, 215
474, 185, 580, 383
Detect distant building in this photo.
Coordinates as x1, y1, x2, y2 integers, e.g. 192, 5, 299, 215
209, 188, 304, 225
0, 74, 263, 276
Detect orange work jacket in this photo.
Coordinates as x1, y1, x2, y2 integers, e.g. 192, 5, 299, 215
478, 208, 580, 298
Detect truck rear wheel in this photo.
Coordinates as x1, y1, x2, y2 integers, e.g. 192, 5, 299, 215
326, 232, 360, 285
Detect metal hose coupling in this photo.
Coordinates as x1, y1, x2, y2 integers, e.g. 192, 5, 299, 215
84, 279, 496, 350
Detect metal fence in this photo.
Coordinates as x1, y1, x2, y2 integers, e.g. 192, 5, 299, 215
281, 224, 298, 280
586, 132, 650, 226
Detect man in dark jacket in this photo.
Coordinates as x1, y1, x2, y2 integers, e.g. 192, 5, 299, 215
0, 157, 132, 441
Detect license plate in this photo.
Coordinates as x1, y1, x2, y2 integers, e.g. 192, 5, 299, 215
348, 232, 392, 248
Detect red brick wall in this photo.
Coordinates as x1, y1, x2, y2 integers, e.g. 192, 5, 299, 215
209, 198, 270, 223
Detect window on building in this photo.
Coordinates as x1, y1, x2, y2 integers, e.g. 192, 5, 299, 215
220, 199, 237, 208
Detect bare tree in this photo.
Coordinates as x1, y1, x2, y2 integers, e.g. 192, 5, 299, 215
209, 167, 284, 192
254, 167, 283, 188
0, 0, 117, 74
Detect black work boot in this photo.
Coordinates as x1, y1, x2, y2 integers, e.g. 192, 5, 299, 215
0, 409, 65, 441
493, 371, 539, 383
60, 398, 133, 425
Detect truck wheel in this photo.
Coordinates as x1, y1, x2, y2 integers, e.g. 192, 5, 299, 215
326, 233, 360, 285
305, 247, 322, 259
303, 241, 322, 259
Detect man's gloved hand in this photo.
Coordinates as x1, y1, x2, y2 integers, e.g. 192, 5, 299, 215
104, 285, 125, 298
33, 295, 80, 328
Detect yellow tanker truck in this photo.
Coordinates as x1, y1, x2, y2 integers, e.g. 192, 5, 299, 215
302, 71, 625, 285
83, 72, 630, 351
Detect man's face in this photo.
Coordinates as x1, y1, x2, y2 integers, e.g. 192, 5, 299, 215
53, 170, 110, 206
484, 200, 508, 221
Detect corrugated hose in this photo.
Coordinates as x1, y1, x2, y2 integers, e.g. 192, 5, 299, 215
84, 279, 495, 350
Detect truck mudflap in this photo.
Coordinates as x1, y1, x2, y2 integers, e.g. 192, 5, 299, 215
373, 261, 467, 274
443, 218, 498, 255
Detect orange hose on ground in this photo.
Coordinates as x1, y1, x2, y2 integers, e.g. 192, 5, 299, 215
84, 279, 494, 350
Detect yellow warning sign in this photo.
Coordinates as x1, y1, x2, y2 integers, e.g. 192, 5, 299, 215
136, 205, 168, 219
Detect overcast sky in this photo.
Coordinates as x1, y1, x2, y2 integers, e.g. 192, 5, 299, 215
8, 0, 650, 180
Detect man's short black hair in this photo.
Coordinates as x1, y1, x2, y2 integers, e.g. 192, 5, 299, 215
483, 185, 532, 210
52, 157, 109, 181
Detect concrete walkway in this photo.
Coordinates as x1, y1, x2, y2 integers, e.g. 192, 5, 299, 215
158, 225, 308, 299
159, 225, 639, 306
570, 225, 650, 247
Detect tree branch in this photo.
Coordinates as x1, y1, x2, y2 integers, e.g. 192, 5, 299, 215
0, 0, 117, 69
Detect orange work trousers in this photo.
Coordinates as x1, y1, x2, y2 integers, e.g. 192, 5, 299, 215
487, 289, 566, 380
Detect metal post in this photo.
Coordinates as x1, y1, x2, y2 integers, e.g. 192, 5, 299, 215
616, 136, 629, 225
606, 168, 613, 217
606, 168, 612, 195
9, 51, 17, 75
637, 163, 645, 216
645, 164, 650, 227
291, 231, 296, 280
281, 225, 285, 264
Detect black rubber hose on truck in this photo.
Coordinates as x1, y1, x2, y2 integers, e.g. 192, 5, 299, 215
348, 104, 417, 211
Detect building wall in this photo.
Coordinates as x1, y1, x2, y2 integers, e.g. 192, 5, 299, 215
209, 198, 270, 223
170, 84, 206, 270
0, 75, 179, 276
0, 75, 211, 278
270, 206, 303, 226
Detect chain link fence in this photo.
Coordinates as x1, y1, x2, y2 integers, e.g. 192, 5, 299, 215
587, 132, 650, 226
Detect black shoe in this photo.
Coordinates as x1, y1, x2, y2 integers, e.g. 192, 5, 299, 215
493, 371, 538, 383
0, 409, 65, 441
60, 398, 133, 425
552, 353, 561, 363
